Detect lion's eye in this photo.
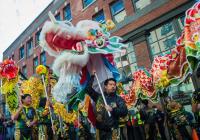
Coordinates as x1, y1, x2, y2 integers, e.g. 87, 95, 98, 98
94, 37, 105, 48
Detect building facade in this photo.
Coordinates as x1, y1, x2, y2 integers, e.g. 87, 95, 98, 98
3, 0, 197, 94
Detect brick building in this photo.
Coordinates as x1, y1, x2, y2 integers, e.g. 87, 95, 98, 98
3, 0, 197, 94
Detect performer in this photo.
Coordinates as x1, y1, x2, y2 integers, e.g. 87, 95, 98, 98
126, 106, 145, 140
0, 110, 5, 140
167, 101, 192, 140
192, 90, 200, 138
86, 72, 128, 140
12, 94, 37, 140
193, 67, 200, 125
78, 109, 95, 140
37, 97, 53, 140
3, 111, 15, 140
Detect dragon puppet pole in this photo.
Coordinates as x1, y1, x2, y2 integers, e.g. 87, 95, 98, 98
41, 74, 56, 134
94, 73, 111, 117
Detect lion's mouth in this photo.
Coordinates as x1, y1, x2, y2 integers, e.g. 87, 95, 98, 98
0, 60, 18, 79
4, 64, 15, 72
45, 32, 84, 53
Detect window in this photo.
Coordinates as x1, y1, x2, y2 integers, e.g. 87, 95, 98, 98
40, 52, 46, 66
22, 65, 27, 77
27, 38, 33, 57
92, 10, 105, 24
35, 29, 41, 46
82, 0, 95, 8
64, 4, 72, 21
133, 0, 152, 11
33, 57, 39, 73
168, 78, 194, 106
55, 13, 61, 20
148, 15, 187, 57
110, 0, 126, 23
11, 54, 14, 60
114, 42, 138, 78
19, 46, 25, 60
148, 21, 177, 58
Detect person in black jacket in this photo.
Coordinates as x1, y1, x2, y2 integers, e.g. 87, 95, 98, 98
86, 74, 128, 140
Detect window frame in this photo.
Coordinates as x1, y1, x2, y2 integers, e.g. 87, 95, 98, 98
27, 38, 33, 57
19, 46, 25, 60
132, 0, 152, 11
82, 0, 96, 9
147, 16, 184, 59
22, 65, 27, 77
110, 0, 125, 16
55, 13, 61, 21
114, 42, 138, 77
63, 4, 72, 21
11, 54, 14, 60
40, 52, 46, 66
110, 0, 126, 23
35, 29, 41, 47
33, 56, 39, 74
92, 10, 105, 24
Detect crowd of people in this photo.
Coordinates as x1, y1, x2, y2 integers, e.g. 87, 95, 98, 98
0, 71, 200, 140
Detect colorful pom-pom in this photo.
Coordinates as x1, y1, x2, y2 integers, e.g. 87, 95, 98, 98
106, 20, 115, 30
36, 65, 47, 75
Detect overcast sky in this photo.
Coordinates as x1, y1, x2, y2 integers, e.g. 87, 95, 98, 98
0, 0, 53, 61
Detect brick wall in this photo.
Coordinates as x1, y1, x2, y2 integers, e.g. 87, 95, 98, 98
134, 41, 152, 69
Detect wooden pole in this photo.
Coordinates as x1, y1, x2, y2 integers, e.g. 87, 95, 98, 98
41, 75, 55, 134
94, 73, 111, 117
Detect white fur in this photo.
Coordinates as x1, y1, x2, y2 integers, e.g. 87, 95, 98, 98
52, 45, 89, 76
40, 21, 60, 57
52, 63, 81, 103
